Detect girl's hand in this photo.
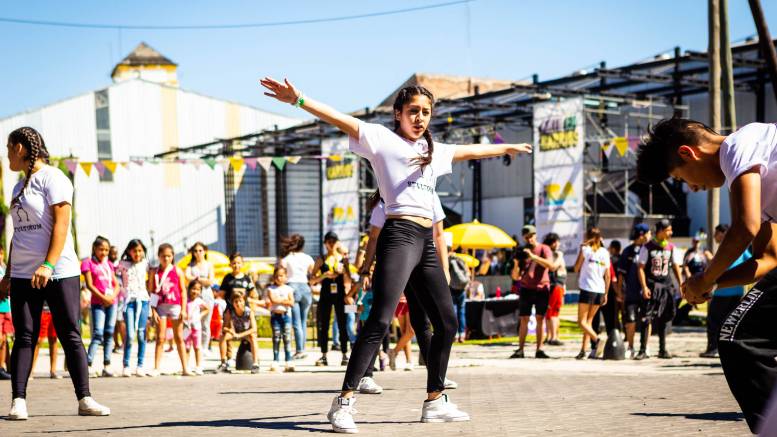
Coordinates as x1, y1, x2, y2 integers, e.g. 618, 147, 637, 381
31, 265, 52, 289
152, 310, 160, 326
103, 294, 115, 306
507, 143, 533, 156
260, 77, 300, 105
181, 311, 188, 322
344, 295, 354, 306
0, 276, 10, 300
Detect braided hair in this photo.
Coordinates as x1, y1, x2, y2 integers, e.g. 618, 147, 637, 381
392, 86, 435, 171
8, 127, 51, 207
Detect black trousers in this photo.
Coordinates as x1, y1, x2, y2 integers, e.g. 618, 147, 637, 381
718, 269, 777, 433
10, 276, 90, 400
705, 295, 741, 353
317, 285, 349, 355
364, 280, 434, 379
343, 219, 456, 393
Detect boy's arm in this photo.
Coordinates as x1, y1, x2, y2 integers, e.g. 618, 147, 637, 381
716, 222, 777, 288
686, 170, 762, 302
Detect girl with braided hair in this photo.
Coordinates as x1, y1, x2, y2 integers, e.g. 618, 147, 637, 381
1, 127, 109, 420
261, 78, 532, 433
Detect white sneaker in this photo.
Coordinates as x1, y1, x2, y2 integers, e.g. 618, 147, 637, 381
122, 367, 132, 378
145, 369, 159, 378
388, 350, 397, 371
270, 362, 279, 372
328, 396, 358, 434
421, 394, 470, 423
8, 398, 28, 420
135, 367, 146, 377
101, 368, 115, 378
628, 348, 635, 359
357, 377, 383, 394
78, 397, 110, 416
444, 378, 459, 390
194, 367, 204, 376
404, 363, 414, 372
87, 366, 99, 378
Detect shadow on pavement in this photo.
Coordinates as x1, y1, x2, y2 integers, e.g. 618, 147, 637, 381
631, 411, 743, 422
220, 388, 399, 395
34, 413, 418, 433
659, 362, 722, 369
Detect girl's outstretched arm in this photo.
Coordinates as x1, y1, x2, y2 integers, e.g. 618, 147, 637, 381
453, 143, 532, 162
260, 77, 360, 138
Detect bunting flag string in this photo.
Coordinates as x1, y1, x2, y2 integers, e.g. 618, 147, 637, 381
272, 157, 287, 171
244, 157, 258, 170
257, 157, 272, 171
613, 137, 629, 157
601, 141, 614, 159
79, 162, 93, 176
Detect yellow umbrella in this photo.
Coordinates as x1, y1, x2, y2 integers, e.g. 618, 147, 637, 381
452, 252, 480, 268
445, 220, 517, 250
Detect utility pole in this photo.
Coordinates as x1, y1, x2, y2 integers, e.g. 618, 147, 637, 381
708, 0, 721, 252
720, 0, 737, 135
749, 0, 777, 103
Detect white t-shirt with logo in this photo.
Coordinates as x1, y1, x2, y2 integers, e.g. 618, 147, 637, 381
10, 165, 80, 280
719, 122, 777, 222
282, 252, 315, 284
350, 121, 457, 219
577, 246, 611, 294
370, 196, 446, 228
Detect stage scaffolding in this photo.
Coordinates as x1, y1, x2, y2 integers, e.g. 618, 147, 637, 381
155, 39, 774, 250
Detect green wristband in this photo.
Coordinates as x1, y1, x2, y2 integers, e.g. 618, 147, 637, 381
42, 261, 55, 271
293, 94, 305, 108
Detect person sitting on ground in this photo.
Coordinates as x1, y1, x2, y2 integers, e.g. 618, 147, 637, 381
219, 252, 257, 364
217, 290, 260, 374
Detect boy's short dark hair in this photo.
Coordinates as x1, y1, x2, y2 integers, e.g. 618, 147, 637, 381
637, 117, 718, 185
715, 223, 730, 234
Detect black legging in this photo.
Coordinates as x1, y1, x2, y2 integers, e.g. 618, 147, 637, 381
343, 219, 456, 393
318, 278, 349, 355
364, 284, 433, 379
10, 276, 90, 399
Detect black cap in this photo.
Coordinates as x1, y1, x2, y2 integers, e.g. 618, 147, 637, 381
324, 231, 339, 242
655, 219, 672, 231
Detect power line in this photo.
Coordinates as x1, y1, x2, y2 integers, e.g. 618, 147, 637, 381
0, 1, 474, 30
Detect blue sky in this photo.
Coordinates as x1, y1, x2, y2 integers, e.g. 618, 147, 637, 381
0, 0, 774, 122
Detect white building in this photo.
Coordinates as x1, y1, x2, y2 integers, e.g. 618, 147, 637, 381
0, 42, 298, 257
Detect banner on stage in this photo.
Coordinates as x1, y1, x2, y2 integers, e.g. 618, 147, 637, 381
322, 137, 360, 255
533, 98, 585, 266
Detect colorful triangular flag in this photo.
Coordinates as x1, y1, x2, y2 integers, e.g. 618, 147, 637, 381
244, 157, 258, 170
131, 160, 144, 167
203, 158, 217, 170
257, 157, 272, 172
80, 162, 93, 176
120, 162, 130, 169
103, 161, 118, 174
613, 137, 628, 157
627, 136, 641, 152
272, 157, 287, 171
286, 156, 301, 164
493, 132, 505, 144
64, 159, 78, 175
601, 141, 614, 158
93, 162, 106, 177
230, 157, 245, 172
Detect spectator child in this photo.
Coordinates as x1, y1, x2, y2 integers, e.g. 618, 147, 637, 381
184, 242, 216, 351
150, 243, 192, 376
185, 279, 209, 375
82, 236, 120, 377
217, 290, 260, 373
267, 267, 295, 372
117, 239, 151, 377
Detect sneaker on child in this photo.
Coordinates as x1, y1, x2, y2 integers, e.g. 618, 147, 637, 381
328, 396, 358, 434
78, 397, 110, 416
8, 398, 28, 420
444, 378, 459, 390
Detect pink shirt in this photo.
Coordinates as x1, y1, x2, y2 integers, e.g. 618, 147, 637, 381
153, 266, 183, 306
81, 257, 116, 305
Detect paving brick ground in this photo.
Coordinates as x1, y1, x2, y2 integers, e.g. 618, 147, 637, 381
0, 328, 751, 436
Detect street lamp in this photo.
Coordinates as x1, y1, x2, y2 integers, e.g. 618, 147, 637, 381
589, 168, 603, 227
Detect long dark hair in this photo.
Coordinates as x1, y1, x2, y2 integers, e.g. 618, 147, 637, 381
393, 86, 435, 171
121, 239, 148, 263
280, 234, 305, 258
91, 236, 110, 260
8, 127, 51, 207
188, 241, 208, 265
366, 189, 382, 214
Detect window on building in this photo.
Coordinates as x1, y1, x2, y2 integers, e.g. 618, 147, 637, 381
94, 89, 113, 182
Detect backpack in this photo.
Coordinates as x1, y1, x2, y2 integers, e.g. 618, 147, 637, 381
449, 256, 470, 290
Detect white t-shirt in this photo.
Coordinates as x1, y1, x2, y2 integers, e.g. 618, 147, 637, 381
118, 259, 150, 301
369, 196, 446, 228
187, 297, 204, 328
719, 122, 777, 222
267, 284, 294, 314
350, 121, 457, 219
10, 165, 80, 280
577, 246, 611, 294
282, 252, 315, 284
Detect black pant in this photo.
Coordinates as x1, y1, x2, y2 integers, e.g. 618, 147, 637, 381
705, 295, 741, 353
718, 270, 777, 433
343, 219, 456, 393
10, 276, 90, 399
317, 285, 348, 355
